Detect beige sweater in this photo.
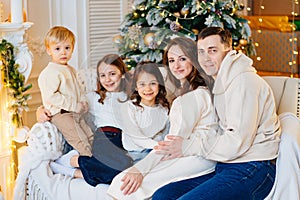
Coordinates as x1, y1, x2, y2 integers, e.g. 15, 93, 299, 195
38, 62, 86, 116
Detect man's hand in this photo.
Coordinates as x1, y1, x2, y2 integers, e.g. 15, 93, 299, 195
154, 135, 184, 160
120, 167, 143, 195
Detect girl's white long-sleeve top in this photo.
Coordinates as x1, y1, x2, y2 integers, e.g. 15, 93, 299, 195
119, 101, 169, 152
86, 91, 127, 130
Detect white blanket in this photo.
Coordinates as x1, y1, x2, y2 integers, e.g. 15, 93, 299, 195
14, 122, 112, 200
15, 113, 300, 200
27, 161, 111, 200
265, 112, 300, 200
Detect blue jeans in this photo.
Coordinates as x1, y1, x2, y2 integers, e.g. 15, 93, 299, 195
152, 161, 276, 200
128, 149, 152, 164
78, 128, 133, 186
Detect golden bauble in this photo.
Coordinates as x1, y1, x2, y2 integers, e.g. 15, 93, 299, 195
144, 32, 155, 46
239, 39, 248, 46
129, 43, 137, 49
192, 29, 199, 35
112, 35, 124, 44
133, 12, 139, 19
173, 12, 180, 17
180, 8, 189, 16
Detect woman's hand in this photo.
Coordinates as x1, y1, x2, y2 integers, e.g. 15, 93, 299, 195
120, 167, 143, 195
154, 135, 184, 160
36, 106, 52, 122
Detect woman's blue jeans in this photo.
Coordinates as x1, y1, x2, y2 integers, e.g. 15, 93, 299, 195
152, 161, 276, 200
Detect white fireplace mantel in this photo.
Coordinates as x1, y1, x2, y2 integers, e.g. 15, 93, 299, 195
0, 22, 33, 82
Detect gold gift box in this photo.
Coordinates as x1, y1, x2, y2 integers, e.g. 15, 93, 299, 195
250, 29, 299, 74
244, 16, 295, 32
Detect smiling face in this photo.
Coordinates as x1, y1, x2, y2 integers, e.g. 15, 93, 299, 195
167, 45, 193, 84
197, 35, 230, 79
97, 63, 123, 92
136, 71, 159, 107
46, 40, 74, 65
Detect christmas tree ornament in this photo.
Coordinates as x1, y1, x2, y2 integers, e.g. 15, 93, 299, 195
139, 4, 146, 11
173, 12, 180, 17
113, 35, 124, 44
192, 29, 199, 35
128, 24, 141, 42
129, 43, 137, 50
170, 21, 182, 32
180, 7, 189, 16
144, 32, 156, 46
239, 39, 248, 45
133, 12, 139, 19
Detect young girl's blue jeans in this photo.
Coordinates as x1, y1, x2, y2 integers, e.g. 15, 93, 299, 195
152, 160, 276, 200
78, 127, 133, 186
128, 149, 152, 164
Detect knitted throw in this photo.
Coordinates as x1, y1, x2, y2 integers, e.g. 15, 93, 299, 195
14, 122, 64, 200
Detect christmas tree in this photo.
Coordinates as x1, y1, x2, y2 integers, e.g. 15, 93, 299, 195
113, 0, 254, 69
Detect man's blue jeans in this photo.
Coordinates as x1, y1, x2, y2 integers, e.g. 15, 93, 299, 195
152, 161, 276, 200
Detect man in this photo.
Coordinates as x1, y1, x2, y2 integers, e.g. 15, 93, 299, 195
152, 27, 281, 200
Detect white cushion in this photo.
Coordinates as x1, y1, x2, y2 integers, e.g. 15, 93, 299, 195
263, 76, 300, 117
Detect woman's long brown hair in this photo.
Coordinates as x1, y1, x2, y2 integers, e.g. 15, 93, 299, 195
163, 37, 214, 97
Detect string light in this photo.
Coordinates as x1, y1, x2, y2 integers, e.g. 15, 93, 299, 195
0, 86, 16, 200
0, 39, 31, 199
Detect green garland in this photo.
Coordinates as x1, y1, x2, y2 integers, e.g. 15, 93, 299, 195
0, 39, 32, 128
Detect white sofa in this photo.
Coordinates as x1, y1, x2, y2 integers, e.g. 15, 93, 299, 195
263, 76, 300, 117
262, 76, 300, 200
14, 73, 300, 200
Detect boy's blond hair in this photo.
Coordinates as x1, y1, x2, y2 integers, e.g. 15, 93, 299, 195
44, 26, 75, 48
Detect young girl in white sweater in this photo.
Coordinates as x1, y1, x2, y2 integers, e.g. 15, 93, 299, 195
119, 62, 170, 163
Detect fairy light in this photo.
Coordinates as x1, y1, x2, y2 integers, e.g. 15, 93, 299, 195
290, 0, 298, 77
0, 83, 16, 200
152, 1, 241, 21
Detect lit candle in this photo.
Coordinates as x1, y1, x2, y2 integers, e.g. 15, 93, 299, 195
11, 0, 23, 23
